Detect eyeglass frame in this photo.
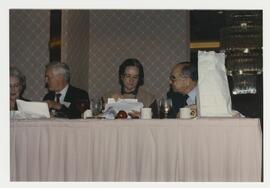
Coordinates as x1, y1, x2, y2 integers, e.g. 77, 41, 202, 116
169, 74, 188, 82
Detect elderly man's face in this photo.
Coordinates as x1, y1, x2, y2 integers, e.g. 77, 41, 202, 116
10, 76, 21, 101
45, 69, 64, 92
121, 66, 139, 93
169, 65, 188, 94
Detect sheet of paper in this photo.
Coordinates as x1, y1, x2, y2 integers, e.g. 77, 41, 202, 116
16, 99, 50, 118
104, 99, 143, 113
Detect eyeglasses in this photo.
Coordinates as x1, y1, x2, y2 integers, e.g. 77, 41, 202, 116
169, 74, 187, 82
123, 74, 139, 80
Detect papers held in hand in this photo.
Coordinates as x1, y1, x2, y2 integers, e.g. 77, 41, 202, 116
105, 98, 143, 113
15, 99, 50, 119
102, 98, 143, 119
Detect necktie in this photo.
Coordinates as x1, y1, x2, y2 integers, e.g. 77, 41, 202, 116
183, 95, 189, 106
56, 93, 61, 103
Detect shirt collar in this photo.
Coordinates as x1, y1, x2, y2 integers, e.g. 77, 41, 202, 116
56, 84, 69, 97
186, 86, 197, 105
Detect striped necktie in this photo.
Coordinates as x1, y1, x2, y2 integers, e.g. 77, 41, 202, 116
183, 95, 189, 106
56, 93, 61, 104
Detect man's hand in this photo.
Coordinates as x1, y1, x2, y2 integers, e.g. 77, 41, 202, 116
45, 100, 62, 110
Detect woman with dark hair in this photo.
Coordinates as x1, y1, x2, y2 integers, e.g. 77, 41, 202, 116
108, 58, 158, 118
10, 66, 29, 110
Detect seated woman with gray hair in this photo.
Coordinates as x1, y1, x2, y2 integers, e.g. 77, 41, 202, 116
10, 66, 29, 110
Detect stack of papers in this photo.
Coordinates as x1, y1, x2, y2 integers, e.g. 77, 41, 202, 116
104, 98, 143, 113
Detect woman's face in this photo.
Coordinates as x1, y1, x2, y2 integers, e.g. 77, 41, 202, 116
10, 76, 21, 101
121, 66, 139, 93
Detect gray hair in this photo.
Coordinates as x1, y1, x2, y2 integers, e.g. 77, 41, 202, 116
177, 61, 198, 82
10, 66, 26, 92
46, 61, 71, 82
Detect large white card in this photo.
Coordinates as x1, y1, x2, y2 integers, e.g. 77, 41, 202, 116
16, 99, 50, 118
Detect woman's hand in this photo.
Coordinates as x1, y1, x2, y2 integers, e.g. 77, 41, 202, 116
111, 93, 123, 101
128, 110, 140, 119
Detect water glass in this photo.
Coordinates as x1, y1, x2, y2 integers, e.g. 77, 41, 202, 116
159, 98, 172, 119
90, 98, 102, 116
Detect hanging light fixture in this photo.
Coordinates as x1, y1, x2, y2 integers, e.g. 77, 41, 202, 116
220, 10, 262, 95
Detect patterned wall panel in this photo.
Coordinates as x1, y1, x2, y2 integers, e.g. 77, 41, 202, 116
61, 10, 90, 92
10, 10, 50, 101
88, 10, 190, 99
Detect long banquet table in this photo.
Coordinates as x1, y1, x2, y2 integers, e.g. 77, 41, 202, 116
10, 118, 262, 181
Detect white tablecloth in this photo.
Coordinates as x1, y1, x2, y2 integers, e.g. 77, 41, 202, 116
10, 118, 262, 181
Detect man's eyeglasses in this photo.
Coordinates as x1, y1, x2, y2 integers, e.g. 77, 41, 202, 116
169, 75, 187, 82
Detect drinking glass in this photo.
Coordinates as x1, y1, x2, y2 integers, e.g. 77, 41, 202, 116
90, 98, 102, 116
159, 98, 172, 119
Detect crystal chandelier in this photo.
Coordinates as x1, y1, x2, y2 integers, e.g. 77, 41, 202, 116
220, 11, 262, 95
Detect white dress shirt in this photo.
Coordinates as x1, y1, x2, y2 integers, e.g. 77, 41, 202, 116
55, 84, 69, 104
186, 86, 197, 106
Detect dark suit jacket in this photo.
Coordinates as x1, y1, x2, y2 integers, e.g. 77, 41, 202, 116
166, 89, 187, 118
43, 85, 90, 119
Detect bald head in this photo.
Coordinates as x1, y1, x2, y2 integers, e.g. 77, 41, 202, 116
173, 62, 198, 81
169, 62, 197, 94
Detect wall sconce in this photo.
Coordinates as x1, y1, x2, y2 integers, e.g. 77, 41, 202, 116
220, 10, 262, 95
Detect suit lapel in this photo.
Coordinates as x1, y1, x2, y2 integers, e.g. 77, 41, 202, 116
64, 85, 72, 102
49, 91, 56, 100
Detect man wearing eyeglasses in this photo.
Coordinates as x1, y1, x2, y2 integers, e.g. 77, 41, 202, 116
167, 61, 198, 118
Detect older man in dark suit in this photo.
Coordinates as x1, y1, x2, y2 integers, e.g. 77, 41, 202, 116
167, 61, 198, 118
43, 62, 90, 119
